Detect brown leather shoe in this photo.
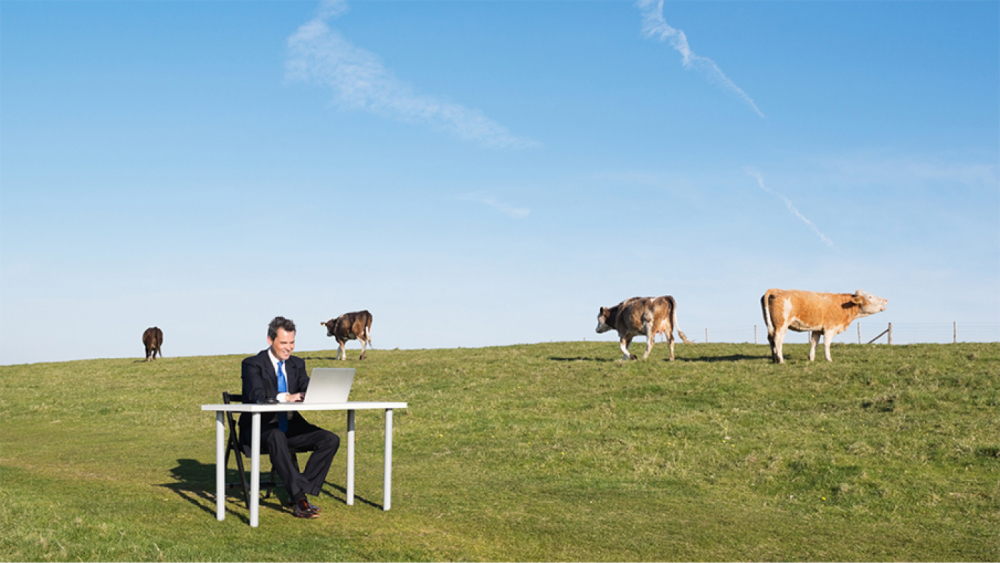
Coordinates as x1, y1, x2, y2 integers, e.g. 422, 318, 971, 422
287, 499, 323, 514
293, 499, 318, 519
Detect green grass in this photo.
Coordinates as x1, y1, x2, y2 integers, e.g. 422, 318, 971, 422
2, 341, 998, 561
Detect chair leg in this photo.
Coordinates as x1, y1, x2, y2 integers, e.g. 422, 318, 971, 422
227, 439, 302, 506
228, 436, 251, 509
222, 402, 252, 510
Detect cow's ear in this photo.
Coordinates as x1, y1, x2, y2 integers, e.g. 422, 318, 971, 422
851, 290, 866, 304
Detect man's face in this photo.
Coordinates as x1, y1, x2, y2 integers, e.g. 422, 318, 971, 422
268, 328, 296, 361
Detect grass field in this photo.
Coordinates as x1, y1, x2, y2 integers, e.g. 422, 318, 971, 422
2, 341, 998, 561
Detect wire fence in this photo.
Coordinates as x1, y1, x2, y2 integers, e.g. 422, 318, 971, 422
677, 322, 1000, 345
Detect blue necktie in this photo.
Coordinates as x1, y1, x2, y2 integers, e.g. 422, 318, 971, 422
277, 360, 288, 433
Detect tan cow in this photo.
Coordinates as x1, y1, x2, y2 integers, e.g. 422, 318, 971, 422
596, 295, 689, 361
321, 310, 373, 360
761, 289, 888, 363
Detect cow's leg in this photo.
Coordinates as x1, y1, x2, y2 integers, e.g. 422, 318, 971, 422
823, 330, 834, 362
619, 336, 634, 361
359, 339, 368, 361
337, 340, 346, 361
667, 330, 675, 361
808, 331, 822, 361
773, 329, 786, 364
641, 328, 656, 360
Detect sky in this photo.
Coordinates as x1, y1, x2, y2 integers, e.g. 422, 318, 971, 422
2, 0, 998, 366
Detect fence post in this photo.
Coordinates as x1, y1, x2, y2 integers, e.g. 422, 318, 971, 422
754, 325, 758, 345
858, 323, 862, 344
888, 323, 892, 345
705, 328, 709, 344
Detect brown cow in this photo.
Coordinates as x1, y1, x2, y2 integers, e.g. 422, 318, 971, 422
321, 310, 373, 360
596, 296, 689, 361
761, 288, 888, 364
142, 327, 163, 361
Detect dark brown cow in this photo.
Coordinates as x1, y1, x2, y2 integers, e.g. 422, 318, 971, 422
142, 327, 163, 361
596, 296, 689, 361
321, 310, 373, 360
761, 288, 888, 363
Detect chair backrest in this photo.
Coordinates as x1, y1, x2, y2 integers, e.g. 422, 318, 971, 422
222, 392, 252, 457
221, 392, 300, 460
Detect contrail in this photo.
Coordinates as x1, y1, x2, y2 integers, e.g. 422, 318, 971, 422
285, 0, 541, 149
461, 192, 530, 219
748, 169, 834, 247
637, 0, 765, 118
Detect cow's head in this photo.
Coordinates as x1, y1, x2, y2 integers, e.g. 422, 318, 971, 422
851, 289, 888, 316
321, 320, 335, 337
596, 306, 615, 333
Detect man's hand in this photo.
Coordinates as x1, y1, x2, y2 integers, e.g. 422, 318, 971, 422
285, 393, 305, 402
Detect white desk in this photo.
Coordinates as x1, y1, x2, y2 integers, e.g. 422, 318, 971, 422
201, 401, 407, 527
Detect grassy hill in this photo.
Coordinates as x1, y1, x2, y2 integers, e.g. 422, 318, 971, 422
2, 341, 998, 561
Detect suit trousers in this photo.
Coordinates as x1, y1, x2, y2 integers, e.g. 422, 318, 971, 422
263, 423, 340, 500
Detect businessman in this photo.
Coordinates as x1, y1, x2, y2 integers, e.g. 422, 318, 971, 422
241, 316, 340, 518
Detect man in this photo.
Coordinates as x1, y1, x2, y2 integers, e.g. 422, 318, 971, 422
240, 316, 340, 519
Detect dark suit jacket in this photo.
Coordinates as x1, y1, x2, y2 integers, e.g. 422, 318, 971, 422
239, 349, 312, 448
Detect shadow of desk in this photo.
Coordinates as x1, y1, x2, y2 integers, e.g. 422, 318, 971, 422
201, 401, 407, 527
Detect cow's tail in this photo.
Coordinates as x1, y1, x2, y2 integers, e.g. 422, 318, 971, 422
671, 299, 692, 344
641, 308, 655, 337
761, 290, 775, 336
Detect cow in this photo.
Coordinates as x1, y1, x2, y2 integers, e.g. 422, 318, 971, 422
761, 288, 888, 364
596, 296, 689, 361
142, 327, 163, 361
321, 310, 373, 360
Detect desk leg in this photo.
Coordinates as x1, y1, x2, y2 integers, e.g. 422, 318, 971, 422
346, 410, 355, 506
384, 408, 393, 511
250, 413, 261, 528
216, 412, 225, 521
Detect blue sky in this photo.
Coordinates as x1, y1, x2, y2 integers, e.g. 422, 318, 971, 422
2, 0, 997, 365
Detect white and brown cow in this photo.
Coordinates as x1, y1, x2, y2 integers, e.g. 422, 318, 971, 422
596, 296, 689, 361
142, 326, 163, 361
321, 310, 373, 360
761, 288, 888, 364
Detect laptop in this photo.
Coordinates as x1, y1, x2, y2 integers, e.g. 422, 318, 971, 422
302, 368, 355, 404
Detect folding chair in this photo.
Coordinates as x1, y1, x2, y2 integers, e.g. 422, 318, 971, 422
222, 392, 300, 508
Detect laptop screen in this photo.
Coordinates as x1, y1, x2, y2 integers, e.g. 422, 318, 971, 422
303, 368, 355, 403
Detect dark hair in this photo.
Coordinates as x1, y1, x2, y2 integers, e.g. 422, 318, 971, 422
267, 316, 296, 340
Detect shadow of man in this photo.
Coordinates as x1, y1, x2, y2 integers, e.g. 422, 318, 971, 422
158, 458, 284, 524
161, 457, 381, 523
157, 459, 220, 519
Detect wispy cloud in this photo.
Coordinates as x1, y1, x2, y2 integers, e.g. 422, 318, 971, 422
637, 0, 765, 118
812, 152, 999, 191
286, 0, 541, 149
461, 192, 530, 219
747, 168, 834, 247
